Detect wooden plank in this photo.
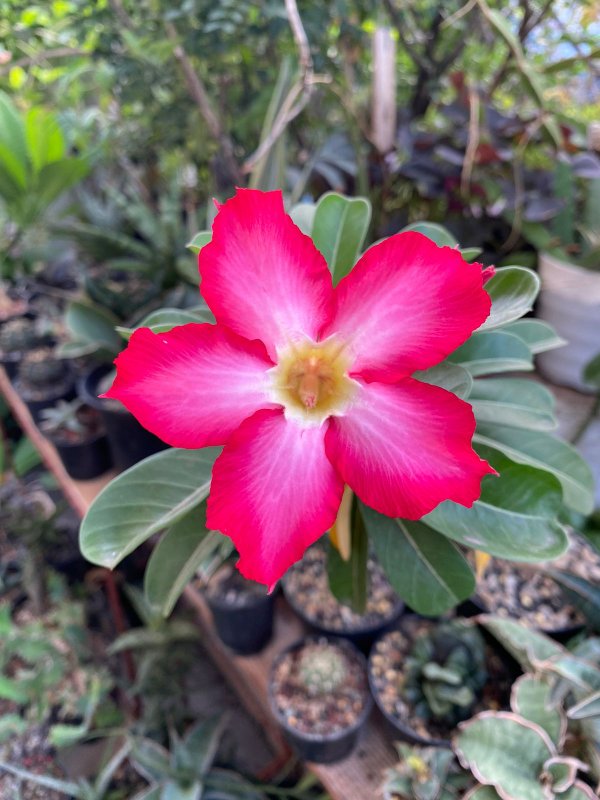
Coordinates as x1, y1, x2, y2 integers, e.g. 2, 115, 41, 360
0, 367, 115, 517
1, 365, 397, 796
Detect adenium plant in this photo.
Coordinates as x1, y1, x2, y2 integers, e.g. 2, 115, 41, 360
79, 190, 594, 618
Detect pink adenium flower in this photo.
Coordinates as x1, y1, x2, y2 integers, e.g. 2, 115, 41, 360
105, 189, 495, 588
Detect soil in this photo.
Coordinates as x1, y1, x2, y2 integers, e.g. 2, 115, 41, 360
206, 564, 269, 608
0, 725, 65, 800
283, 546, 402, 632
369, 617, 511, 743
473, 532, 600, 631
271, 638, 370, 737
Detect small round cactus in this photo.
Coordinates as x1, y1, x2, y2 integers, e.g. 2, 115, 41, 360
18, 348, 69, 388
0, 318, 42, 354
298, 642, 347, 696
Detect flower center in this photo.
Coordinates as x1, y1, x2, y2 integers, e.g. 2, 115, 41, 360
270, 337, 358, 425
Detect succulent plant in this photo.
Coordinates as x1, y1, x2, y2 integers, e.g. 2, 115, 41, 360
0, 318, 42, 354
40, 399, 87, 437
383, 744, 470, 800
403, 621, 487, 727
298, 642, 347, 696
18, 348, 70, 389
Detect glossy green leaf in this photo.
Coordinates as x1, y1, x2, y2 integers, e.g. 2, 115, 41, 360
449, 331, 533, 376
461, 247, 483, 261
80, 448, 219, 568
469, 378, 556, 430
414, 361, 473, 398
474, 424, 595, 515
0, 91, 28, 173
36, 158, 88, 207
480, 266, 540, 330
186, 231, 211, 255
311, 192, 371, 284
65, 300, 122, 355
144, 506, 229, 617
425, 449, 569, 562
0, 141, 26, 192
289, 202, 316, 235
400, 220, 457, 247
363, 507, 475, 616
327, 500, 368, 613
503, 320, 566, 354
511, 675, 565, 746
118, 306, 214, 339
479, 616, 563, 672
24, 108, 65, 174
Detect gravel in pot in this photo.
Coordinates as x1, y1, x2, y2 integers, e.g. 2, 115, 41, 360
369, 617, 510, 747
206, 564, 274, 655
0, 317, 47, 379
283, 545, 403, 651
466, 533, 600, 635
269, 636, 373, 763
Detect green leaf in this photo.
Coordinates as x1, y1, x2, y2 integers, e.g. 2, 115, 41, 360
80, 448, 219, 568
161, 781, 202, 800
461, 247, 483, 261
474, 424, 595, 515
583, 354, 600, 389
65, 300, 122, 355
24, 108, 65, 174
0, 714, 27, 744
311, 192, 371, 284
144, 507, 227, 617
567, 690, 600, 721
400, 220, 457, 247
35, 157, 88, 207
180, 715, 227, 778
118, 306, 214, 339
548, 570, 600, 632
479, 266, 540, 330
469, 378, 556, 430
479, 616, 563, 671
510, 675, 565, 746
186, 231, 211, 255
363, 507, 475, 616
289, 202, 316, 235
463, 787, 502, 800
425, 448, 569, 562
448, 331, 533, 376
0, 761, 82, 797
326, 500, 368, 614
109, 620, 198, 653
0, 91, 28, 174
560, 783, 600, 800
0, 141, 27, 192
0, 675, 30, 704
414, 362, 473, 399
503, 320, 566, 354
12, 436, 41, 476
454, 711, 554, 800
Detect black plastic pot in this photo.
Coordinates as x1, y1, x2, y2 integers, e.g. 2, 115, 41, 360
269, 637, 373, 764
79, 364, 168, 471
16, 378, 77, 424
52, 431, 113, 480
206, 588, 275, 655
283, 576, 404, 654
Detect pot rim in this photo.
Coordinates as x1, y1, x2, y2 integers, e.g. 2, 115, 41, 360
268, 634, 373, 744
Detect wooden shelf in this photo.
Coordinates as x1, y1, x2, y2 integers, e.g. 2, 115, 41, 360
1, 365, 397, 798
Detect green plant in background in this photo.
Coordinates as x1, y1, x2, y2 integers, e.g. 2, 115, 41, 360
79, 196, 595, 623
0, 91, 89, 277
298, 642, 347, 697
403, 621, 487, 727
383, 744, 471, 800
39, 398, 86, 438
454, 616, 600, 799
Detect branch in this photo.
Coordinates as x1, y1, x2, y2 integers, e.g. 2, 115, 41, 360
241, 0, 319, 175
461, 85, 480, 195
381, 0, 429, 70
0, 48, 87, 75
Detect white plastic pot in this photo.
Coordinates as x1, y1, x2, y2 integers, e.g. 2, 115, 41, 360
537, 251, 600, 393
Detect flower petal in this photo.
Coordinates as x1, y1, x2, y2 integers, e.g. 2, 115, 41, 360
325, 378, 495, 519
104, 324, 276, 448
207, 409, 344, 588
199, 188, 334, 359
325, 232, 491, 381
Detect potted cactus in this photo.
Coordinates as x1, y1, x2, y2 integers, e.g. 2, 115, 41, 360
205, 563, 275, 655
269, 636, 373, 763
15, 348, 76, 422
39, 399, 112, 480
369, 619, 493, 746
0, 317, 47, 378
531, 149, 600, 391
